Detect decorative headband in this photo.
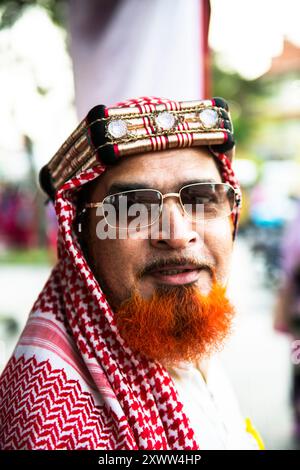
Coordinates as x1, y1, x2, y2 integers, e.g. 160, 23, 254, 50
39, 97, 235, 201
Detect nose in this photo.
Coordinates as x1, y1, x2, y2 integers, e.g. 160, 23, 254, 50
150, 197, 201, 250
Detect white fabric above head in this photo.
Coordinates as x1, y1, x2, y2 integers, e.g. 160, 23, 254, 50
166, 356, 260, 450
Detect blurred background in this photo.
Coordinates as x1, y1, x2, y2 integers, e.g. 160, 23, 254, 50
0, 0, 300, 450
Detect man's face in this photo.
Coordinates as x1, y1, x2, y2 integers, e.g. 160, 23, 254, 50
80, 147, 234, 309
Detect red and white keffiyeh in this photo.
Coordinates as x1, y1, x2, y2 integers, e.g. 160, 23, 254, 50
0, 97, 241, 450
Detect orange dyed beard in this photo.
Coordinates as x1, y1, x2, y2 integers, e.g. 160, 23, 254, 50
114, 281, 235, 368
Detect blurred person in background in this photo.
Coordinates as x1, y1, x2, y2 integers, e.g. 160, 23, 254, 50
0, 184, 36, 249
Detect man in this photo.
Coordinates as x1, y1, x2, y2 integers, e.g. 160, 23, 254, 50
0, 96, 263, 450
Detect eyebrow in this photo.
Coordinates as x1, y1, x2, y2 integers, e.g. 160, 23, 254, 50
107, 178, 219, 194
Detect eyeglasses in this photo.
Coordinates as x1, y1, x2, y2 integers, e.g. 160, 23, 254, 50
82, 182, 241, 229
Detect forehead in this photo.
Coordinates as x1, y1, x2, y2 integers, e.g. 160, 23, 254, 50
91, 147, 223, 198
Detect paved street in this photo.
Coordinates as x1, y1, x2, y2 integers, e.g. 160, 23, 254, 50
0, 238, 297, 449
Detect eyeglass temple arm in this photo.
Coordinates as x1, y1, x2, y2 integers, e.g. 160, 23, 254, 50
84, 202, 104, 208
234, 188, 242, 206
76, 202, 103, 233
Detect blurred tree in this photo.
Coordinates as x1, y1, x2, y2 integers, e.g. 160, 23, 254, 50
212, 54, 272, 152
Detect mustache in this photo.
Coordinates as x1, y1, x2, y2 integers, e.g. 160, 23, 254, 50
139, 256, 215, 278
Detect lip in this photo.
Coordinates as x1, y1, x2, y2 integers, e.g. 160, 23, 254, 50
148, 264, 202, 286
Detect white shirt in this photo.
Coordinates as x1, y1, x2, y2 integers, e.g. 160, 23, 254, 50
165, 356, 260, 450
